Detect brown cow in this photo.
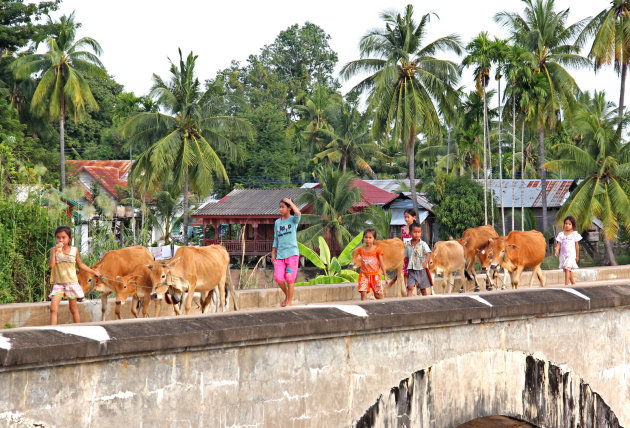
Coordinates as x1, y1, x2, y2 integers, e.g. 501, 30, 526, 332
477, 230, 546, 289
146, 245, 234, 315
112, 264, 162, 318
457, 225, 499, 291
427, 240, 471, 293
351, 238, 406, 297
77, 246, 154, 320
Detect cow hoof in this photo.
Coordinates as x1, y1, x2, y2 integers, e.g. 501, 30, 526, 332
486, 286, 493, 291
474, 287, 480, 292
501, 286, 506, 290
458, 287, 464, 293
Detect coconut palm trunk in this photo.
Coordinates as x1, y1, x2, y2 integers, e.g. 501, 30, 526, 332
182, 170, 189, 245
408, 129, 420, 216
538, 125, 548, 232
618, 63, 627, 140
511, 97, 516, 232
497, 78, 505, 234
482, 86, 488, 224
521, 120, 525, 231
59, 89, 66, 190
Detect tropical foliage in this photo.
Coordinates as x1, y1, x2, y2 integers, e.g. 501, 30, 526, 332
295, 233, 363, 285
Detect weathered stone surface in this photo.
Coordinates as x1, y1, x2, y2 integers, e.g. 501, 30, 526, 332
0, 284, 628, 427
356, 353, 621, 427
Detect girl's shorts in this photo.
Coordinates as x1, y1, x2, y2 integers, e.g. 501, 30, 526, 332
273, 255, 300, 284
358, 273, 385, 295
50, 282, 85, 300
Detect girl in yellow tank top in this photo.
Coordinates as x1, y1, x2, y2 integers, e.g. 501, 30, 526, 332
49, 226, 99, 325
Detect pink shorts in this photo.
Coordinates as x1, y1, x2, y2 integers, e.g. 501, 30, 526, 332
273, 255, 299, 284
50, 282, 85, 299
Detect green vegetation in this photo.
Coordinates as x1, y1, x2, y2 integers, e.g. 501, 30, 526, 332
295, 234, 362, 285
3, 0, 630, 299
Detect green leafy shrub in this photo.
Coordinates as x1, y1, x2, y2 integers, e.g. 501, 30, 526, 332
295, 233, 363, 285
0, 197, 64, 303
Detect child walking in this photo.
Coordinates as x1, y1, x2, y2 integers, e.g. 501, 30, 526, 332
404, 222, 432, 296
357, 229, 388, 301
554, 216, 582, 286
272, 198, 301, 307
390, 208, 417, 290
49, 225, 99, 325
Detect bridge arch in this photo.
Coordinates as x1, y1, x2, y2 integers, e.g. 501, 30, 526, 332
356, 350, 620, 428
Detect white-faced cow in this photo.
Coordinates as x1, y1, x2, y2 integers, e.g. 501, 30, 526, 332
477, 230, 547, 289
146, 245, 235, 315
112, 264, 162, 318
77, 246, 154, 320
456, 225, 499, 291
427, 240, 471, 293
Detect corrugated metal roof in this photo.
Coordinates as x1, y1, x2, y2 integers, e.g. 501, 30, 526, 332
192, 188, 312, 217
363, 179, 406, 193
477, 179, 574, 208
350, 180, 398, 206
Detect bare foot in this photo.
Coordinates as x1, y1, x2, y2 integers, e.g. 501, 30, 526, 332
280, 300, 287, 307
284, 300, 292, 307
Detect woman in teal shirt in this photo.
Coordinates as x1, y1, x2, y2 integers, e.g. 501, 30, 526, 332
272, 198, 301, 307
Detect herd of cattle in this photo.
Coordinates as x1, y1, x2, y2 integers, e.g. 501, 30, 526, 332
351, 225, 547, 297
76, 245, 236, 321
74, 225, 546, 320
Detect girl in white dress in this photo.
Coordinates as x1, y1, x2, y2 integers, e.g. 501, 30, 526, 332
554, 216, 582, 286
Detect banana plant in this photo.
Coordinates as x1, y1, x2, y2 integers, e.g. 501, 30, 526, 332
295, 233, 363, 285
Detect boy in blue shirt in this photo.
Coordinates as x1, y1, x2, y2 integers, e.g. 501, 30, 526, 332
403, 222, 432, 296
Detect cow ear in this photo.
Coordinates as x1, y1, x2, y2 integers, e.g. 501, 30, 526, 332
507, 244, 519, 250
488, 238, 494, 244
147, 264, 154, 270
168, 257, 182, 267
116, 275, 121, 280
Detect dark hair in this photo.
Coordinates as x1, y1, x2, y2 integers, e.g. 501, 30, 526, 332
279, 199, 295, 216
409, 222, 422, 233
404, 208, 417, 218
363, 228, 377, 239
564, 216, 577, 230
55, 225, 72, 239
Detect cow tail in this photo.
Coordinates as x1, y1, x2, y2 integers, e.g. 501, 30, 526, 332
226, 264, 238, 311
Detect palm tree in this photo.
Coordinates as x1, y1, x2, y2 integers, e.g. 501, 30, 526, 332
12, 12, 105, 189
496, 0, 590, 232
545, 91, 630, 265
298, 167, 366, 256
313, 99, 381, 176
463, 31, 495, 225
340, 5, 461, 216
492, 38, 512, 234
579, 0, 630, 139
125, 49, 253, 245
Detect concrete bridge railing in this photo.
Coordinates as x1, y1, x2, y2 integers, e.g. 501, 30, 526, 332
1, 264, 629, 328
0, 283, 629, 427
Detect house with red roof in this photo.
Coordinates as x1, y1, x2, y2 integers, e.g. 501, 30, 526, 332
67, 160, 132, 207
191, 179, 399, 258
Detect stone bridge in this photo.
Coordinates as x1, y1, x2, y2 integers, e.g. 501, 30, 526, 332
0, 284, 629, 427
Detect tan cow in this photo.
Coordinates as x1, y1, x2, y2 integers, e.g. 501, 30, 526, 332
427, 240, 471, 293
77, 246, 154, 320
112, 264, 162, 318
146, 245, 235, 315
477, 230, 547, 289
351, 238, 406, 297
457, 225, 499, 291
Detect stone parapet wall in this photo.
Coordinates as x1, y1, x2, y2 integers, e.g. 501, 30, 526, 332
0, 284, 629, 427
1, 265, 628, 328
